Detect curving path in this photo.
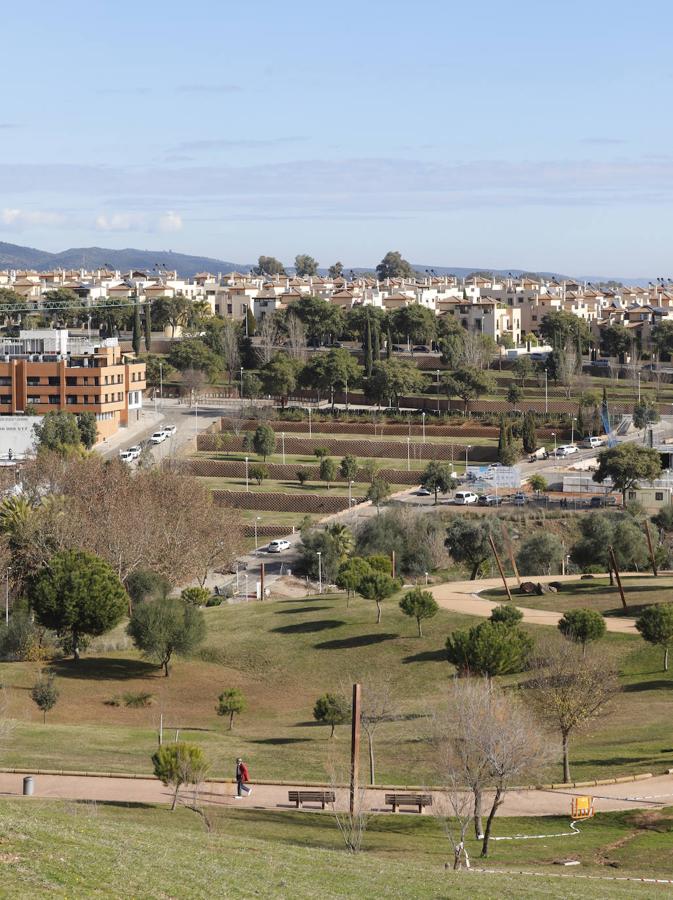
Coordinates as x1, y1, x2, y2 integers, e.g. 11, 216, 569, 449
430, 574, 639, 634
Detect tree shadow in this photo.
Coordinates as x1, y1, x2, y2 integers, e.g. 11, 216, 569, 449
271, 619, 345, 635
402, 648, 447, 664
623, 679, 673, 693
314, 633, 399, 650
48, 657, 158, 681
605, 603, 661, 618
249, 737, 309, 745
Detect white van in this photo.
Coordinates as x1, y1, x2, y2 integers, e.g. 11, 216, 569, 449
454, 491, 478, 505
580, 436, 605, 450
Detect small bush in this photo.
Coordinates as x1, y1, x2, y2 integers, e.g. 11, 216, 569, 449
206, 596, 223, 607
104, 696, 122, 707
122, 691, 154, 708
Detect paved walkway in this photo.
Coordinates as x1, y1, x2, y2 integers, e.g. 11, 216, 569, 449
430, 574, 639, 634
1, 771, 672, 817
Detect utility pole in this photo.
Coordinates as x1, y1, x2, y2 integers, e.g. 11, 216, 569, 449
350, 683, 361, 816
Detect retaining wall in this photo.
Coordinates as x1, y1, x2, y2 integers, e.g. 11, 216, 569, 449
213, 490, 351, 514
186, 458, 422, 484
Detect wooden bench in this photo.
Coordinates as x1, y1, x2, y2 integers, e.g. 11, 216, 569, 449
385, 793, 432, 814
288, 790, 335, 810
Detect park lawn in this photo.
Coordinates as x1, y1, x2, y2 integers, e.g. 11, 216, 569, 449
3, 587, 673, 785
196, 450, 441, 472
1, 801, 671, 899
196, 476, 411, 496
481, 575, 673, 617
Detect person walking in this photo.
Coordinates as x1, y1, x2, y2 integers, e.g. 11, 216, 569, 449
235, 757, 252, 799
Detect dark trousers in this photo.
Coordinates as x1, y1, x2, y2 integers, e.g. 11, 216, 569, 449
237, 779, 250, 796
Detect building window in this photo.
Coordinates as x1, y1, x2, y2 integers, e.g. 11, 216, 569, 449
628, 491, 636, 500
656, 492, 664, 501
49, 396, 59, 404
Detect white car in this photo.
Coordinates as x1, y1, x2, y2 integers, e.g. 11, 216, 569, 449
119, 450, 134, 463
580, 436, 605, 450
150, 431, 167, 444
128, 445, 142, 460
554, 445, 579, 457
267, 539, 291, 553
415, 488, 432, 496
454, 491, 479, 505
162, 424, 177, 437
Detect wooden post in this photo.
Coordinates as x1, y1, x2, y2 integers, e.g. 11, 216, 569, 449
501, 522, 521, 587
350, 683, 361, 816
608, 546, 628, 611
260, 562, 265, 601
489, 534, 513, 603
391, 550, 396, 579
644, 520, 658, 577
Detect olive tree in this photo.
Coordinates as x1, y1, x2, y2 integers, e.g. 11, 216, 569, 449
127, 596, 206, 676
635, 604, 673, 671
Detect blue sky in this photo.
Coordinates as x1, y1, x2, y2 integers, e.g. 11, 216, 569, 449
1, 0, 672, 276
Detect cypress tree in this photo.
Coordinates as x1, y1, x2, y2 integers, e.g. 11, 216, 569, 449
372, 321, 380, 363
522, 411, 537, 454
386, 324, 393, 359
577, 402, 585, 438
364, 318, 373, 377
132, 302, 141, 356
498, 414, 507, 457
144, 302, 152, 351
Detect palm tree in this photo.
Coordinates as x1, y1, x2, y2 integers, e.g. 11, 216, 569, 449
326, 523, 354, 560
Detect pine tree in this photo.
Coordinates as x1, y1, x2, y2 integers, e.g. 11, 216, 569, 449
132, 302, 141, 356
386, 324, 393, 359
144, 302, 152, 351
372, 321, 380, 363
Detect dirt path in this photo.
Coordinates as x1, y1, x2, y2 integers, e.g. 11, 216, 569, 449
1, 771, 671, 817
430, 574, 639, 634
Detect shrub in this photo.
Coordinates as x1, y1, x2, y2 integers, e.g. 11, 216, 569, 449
152, 742, 209, 810
180, 587, 212, 607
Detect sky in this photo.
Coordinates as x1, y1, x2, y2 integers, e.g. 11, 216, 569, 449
1, 0, 672, 276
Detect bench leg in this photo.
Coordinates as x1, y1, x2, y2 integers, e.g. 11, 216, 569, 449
321, 801, 325, 810
418, 804, 422, 814
295, 800, 300, 809
392, 803, 398, 813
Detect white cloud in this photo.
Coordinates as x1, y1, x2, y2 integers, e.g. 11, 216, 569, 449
95, 212, 146, 231
159, 210, 183, 233
1, 208, 63, 227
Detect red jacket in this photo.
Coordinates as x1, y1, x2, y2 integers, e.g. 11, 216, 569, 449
237, 762, 249, 782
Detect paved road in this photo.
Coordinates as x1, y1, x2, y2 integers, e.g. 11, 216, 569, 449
1, 771, 671, 817
430, 574, 639, 634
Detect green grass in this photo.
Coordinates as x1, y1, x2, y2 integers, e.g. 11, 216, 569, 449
4, 583, 673, 785
197, 476, 411, 496
200, 450, 464, 473
0, 799, 671, 897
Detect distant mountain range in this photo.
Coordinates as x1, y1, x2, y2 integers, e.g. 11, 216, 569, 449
0, 241, 652, 285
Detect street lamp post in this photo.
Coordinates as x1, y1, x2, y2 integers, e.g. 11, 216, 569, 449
571, 416, 576, 445
254, 516, 261, 554
436, 370, 440, 415
240, 366, 244, 399
638, 371, 641, 402
159, 362, 163, 408
281, 432, 286, 464
422, 411, 426, 442
245, 456, 249, 492
407, 436, 411, 472
4, 568, 9, 626
465, 444, 471, 477
317, 551, 322, 594
308, 406, 312, 437
345, 377, 348, 410
544, 368, 548, 414
552, 431, 557, 455
348, 479, 354, 506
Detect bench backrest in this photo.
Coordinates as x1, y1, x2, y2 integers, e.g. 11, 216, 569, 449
385, 793, 432, 804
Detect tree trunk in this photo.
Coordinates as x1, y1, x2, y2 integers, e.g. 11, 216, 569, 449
72, 631, 80, 661
330, 722, 335, 739
473, 789, 484, 839
368, 733, 375, 785
562, 731, 571, 783
480, 787, 503, 857
171, 783, 180, 811
665, 646, 669, 672
417, 617, 423, 638
43, 710, 46, 724
375, 600, 382, 624
470, 563, 480, 580
434, 487, 438, 506
163, 658, 170, 677
229, 711, 234, 730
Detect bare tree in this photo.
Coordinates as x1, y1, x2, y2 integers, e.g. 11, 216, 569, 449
285, 312, 308, 362
557, 343, 579, 400
182, 367, 207, 404
461, 333, 494, 370
326, 749, 369, 853
360, 675, 395, 786
220, 321, 241, 384
434, 678, 546, 858
258, 313, 281, 365
433, 771, 474, 870
527, 639, 620, 784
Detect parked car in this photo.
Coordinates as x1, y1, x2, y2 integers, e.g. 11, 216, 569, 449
478, 494, 502, 506
162, 424, 177, 436
119, 450, 134, 463
528, 447, 549, 462
391, 345, 405, 352
151, 431, 167, 444
554, 445, 579, 457
412, 345, 430, 353
267, 539, 291, 553
454, 491, 478, 505
415, 487, 432, 496
513, 493, 527, 506
580, 435, 605, 450
127, 445, 142, 459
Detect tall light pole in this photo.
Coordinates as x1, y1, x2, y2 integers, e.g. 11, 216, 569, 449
317, 550, 322, 594
254, 516, 261, 554
571, 416, 576, 446
281, 432, 286, 464
245, 456, 249, 492
465, 444, 471, 476
4, 567, 9, 626
407, 436, 411, 472
552, 431, 557, 455
348, 479, 354, 506
345, 377, 348, 410
159, 361, 163, 408
436, 369, 440, 415
194, 400, 199, 436
240, 366, 244, 399
422, 411, 426, 442
308, 406, 312, 437
638, 371, 641, 402
544, 368, 548, 414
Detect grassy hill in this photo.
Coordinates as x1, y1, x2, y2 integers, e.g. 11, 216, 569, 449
0, 799, 671, 898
